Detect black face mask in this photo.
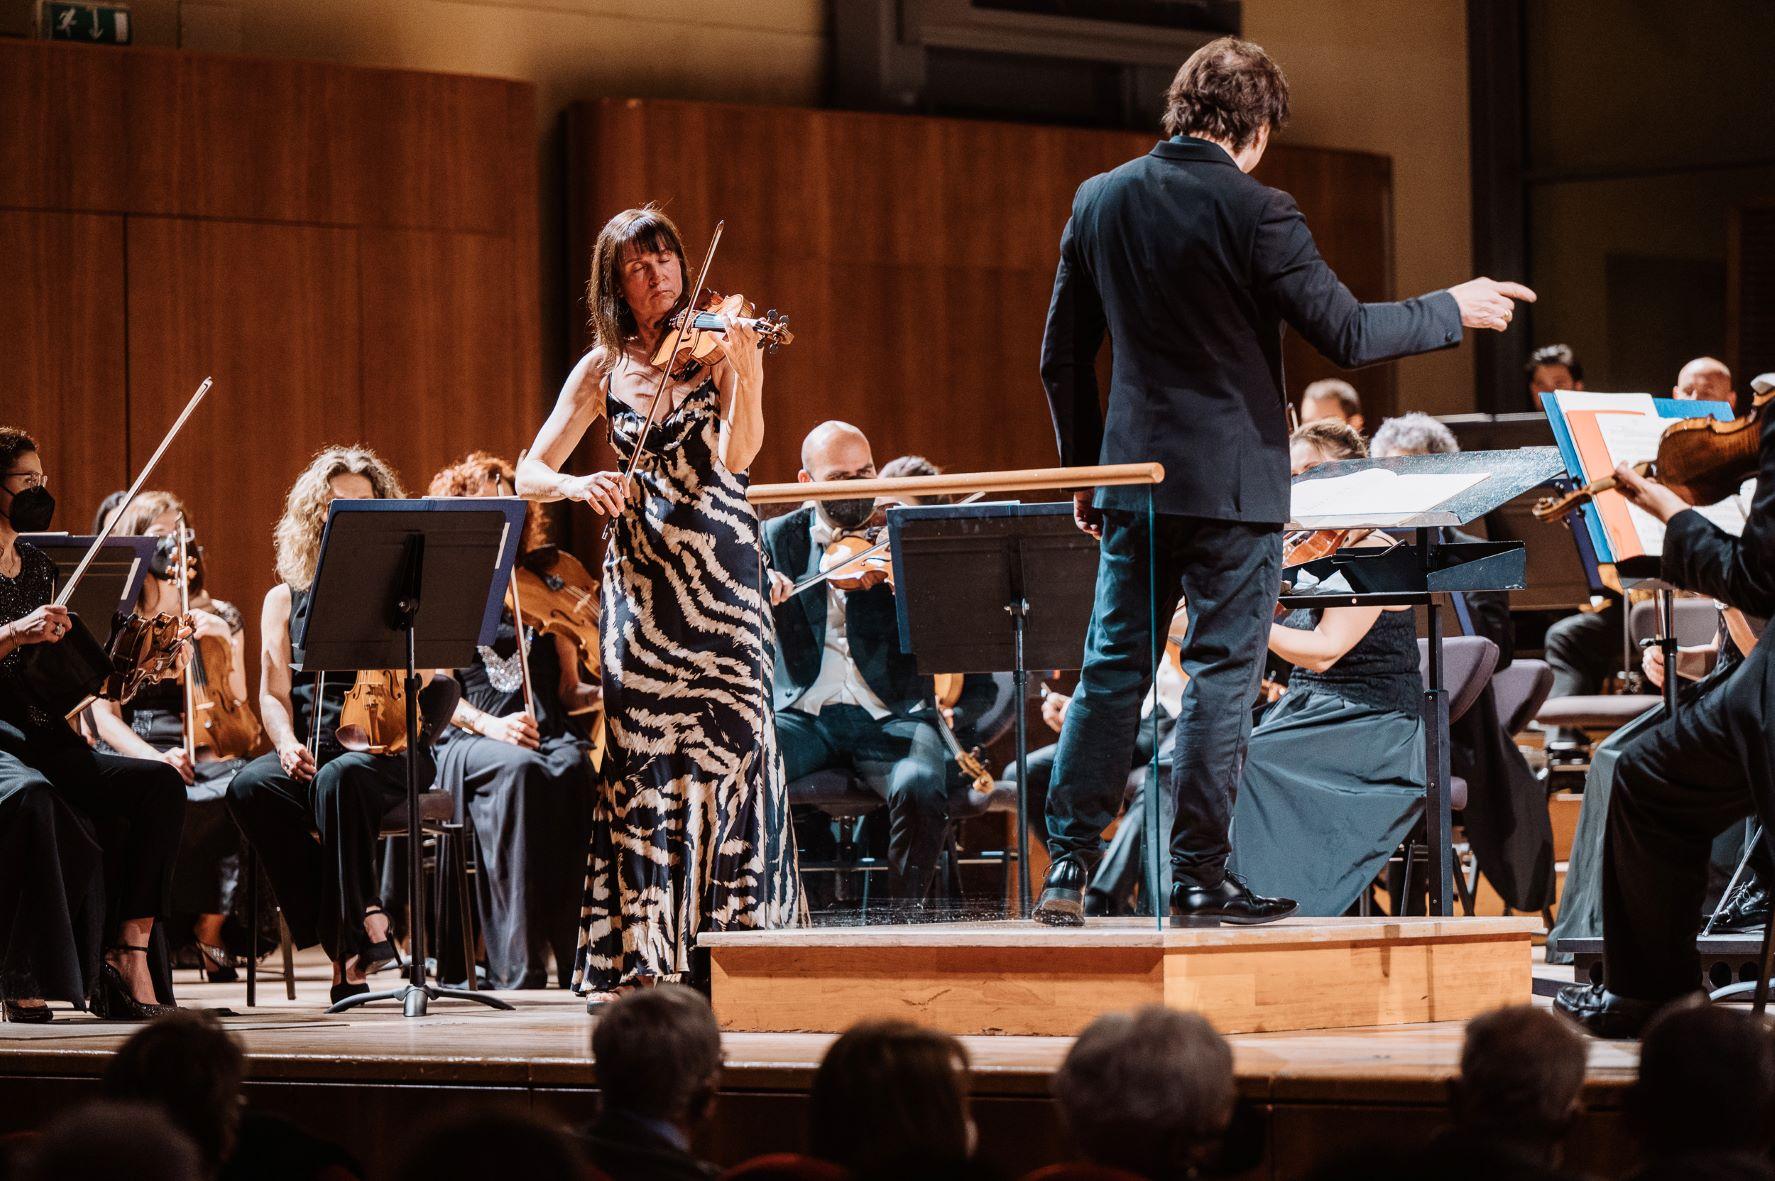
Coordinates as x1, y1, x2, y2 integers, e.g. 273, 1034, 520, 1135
820, 496, 876, 532
5, 486, 55, 533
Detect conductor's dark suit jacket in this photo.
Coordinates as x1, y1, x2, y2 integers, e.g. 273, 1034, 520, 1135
761, 506, 992, 726
1042, 135, 1465, 524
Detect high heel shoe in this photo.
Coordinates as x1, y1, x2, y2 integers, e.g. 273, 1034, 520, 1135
329, 981, 370, 1006
349, 906, 398, 978
195, 940, 239, 985
2, 999, 53, 1024
93, 947, 177, 1021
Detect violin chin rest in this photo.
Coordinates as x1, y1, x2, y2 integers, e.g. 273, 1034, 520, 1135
335, 725, 372, 752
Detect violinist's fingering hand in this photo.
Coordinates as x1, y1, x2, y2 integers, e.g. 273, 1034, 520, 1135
720, 315, 763, 384
1612, 462, 1688, 523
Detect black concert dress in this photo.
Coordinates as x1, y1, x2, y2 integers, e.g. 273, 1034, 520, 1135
575, 376, 803, 993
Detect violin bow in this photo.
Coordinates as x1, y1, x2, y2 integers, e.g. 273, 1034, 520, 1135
57, 376, 213, 606
619, 221, 725, 487
497, 464, 539, 720
176, 513, 198, 763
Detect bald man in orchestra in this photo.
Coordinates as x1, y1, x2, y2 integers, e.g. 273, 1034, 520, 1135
1035, 36, 1535, 927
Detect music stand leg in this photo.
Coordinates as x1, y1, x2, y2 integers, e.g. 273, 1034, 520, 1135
1658, 588, 1680, 719
1420, 529, 1454, 917
1008, 597, 1033, 919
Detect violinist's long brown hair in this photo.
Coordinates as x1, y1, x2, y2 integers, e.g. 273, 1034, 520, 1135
274, 446, 406, 591
587, 204, 687, 361
427, 451, 551, 556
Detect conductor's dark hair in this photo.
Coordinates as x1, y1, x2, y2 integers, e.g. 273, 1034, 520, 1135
1162, 37, 1291, 150
1629, 1001, 1775, 1159
0, 427, 38, 477
1527, 343, 1584, 385
591, 984, 722, 1123
810, 1020, 973, 1172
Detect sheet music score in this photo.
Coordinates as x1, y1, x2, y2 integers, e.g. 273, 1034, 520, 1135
1594, 412, 1748, 555
1289, 468, 1488, 526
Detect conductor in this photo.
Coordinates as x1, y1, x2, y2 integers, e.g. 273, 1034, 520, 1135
1035, 36, 1535, 927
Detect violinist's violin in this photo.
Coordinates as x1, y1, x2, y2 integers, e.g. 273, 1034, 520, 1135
650, 288, 794, 382
818, 532, 893, 593
173, 521, 268, 761
1533, 388, 1772, 523
931, 672, 996, 804
511, 545, 602, 690
336, 669, 408, 754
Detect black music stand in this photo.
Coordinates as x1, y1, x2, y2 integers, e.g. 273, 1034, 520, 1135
21, 535, 158, 706
887, 502, 1121, 918
1285, 447, 1564, 916
297, 498, 524, 1017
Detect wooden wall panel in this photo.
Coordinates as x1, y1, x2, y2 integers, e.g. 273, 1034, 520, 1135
0, 210, 128, 533
565, 98, 1399, 501
0, 44, 127, 212
125, 217, 362, 624
359, 229, 531, 492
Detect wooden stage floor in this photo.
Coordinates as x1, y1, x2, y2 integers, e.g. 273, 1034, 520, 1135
0, 946, 1641, 1179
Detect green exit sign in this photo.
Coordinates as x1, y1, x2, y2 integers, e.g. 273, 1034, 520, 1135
37, 1, 132, 44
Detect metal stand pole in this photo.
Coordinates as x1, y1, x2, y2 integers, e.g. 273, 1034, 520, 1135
1008, 597, 1032, 919
1419, 527, 1454, 917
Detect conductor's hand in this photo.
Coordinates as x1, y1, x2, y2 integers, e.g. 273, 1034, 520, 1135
563, 471, 627, 517
1447, 277, 1536, 332
1073, 491, 1104, 540
277, 741, 317, 783
484, 711, 541, 750
768, 569, 796, 606
1613, 462, 1689, 523
6, 604, 71, 646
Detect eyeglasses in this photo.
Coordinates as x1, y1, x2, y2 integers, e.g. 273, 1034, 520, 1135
1, 471, 45, 490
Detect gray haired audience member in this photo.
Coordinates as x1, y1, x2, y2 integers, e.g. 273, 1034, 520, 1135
810, 1019, 976, 1178
1300, 379, 1365, 434
1051, 1006, 1235, 1179
1625, 1001, 1775, 1180
20, 1101, 203, 1181
582, 984, 723, 1181
1369, 412, 1457, 458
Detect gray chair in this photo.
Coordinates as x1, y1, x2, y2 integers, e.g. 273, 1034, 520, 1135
1491, 657, 1554, 738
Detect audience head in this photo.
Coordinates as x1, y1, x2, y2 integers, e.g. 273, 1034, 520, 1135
1449, 1006, 1587, 1163
1629, 999, 1775, 1160
1289, 419, 1366, 475
1051, 1006, 1236, 1179
101, 1010, 246, 1171
20, 1101, 203, 1181
799, 421, 878, 532
1299, 379, 1364, 433
591, 984, 722, 1131
1527, 343, 1584, 395
810, 1020, 975, 1175
1369, 412, 1458, 459
274, 444, 405, 590
1673, 355, 1733, 403
392, 1106, 588, 1181
1163, 37, 1290, 167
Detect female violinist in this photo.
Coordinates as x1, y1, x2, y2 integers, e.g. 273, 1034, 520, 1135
427, 453, 596, 990
87, 491, 260, 983
225, 446, 422, 1007
516, 204, 801, 1005
0, 426, 185, 1021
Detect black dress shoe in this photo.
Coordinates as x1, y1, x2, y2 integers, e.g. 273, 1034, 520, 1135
1169, 874, 1297, 928
1552, 982, 1660, 1039
1714, 876, 1772, 934
1033, 855, 1099, 927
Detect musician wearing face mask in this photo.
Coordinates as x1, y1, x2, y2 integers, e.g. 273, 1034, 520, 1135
763, 422, 991, 906
0, 426, 186, 1021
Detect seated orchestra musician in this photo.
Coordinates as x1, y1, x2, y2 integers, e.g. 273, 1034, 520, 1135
226, 446, 432, 1007
0, 426, 186, 1021
87, 491, 260, 984
426, 452, 596, 991
763, 421, 992, 905
1225, 421, 1428, 915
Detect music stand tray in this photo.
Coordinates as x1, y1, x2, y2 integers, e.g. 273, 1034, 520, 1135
888, 501, 1161, 918
297, 497, 524, 1017
23, 534, 157, 641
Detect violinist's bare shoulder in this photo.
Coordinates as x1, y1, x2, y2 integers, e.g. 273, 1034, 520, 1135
559, 345, 612, 422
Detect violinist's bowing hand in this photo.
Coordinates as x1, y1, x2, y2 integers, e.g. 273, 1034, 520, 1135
768, 569, 796, 606
1073, 491, 1104, 540
1613, 462, 1688, 523
6, 604, 70, 645
485, 711, 541, 751
563, 470, 627, 518
278, 741, 317, 784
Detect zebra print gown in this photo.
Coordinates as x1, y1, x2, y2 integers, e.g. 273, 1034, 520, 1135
574, 375, 804, 992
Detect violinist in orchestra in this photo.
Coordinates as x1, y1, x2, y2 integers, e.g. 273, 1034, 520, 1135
1220, 422, 1429, 916
1556, 373, 1775, 1038
1033, 35, 1534, 928
763, 423, 995, 906
86, 491, 261, 984
427, 453, 595, 991
226, 446, 427, 1008
517, 205, 801, 1005
0, 426, 185, 1021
